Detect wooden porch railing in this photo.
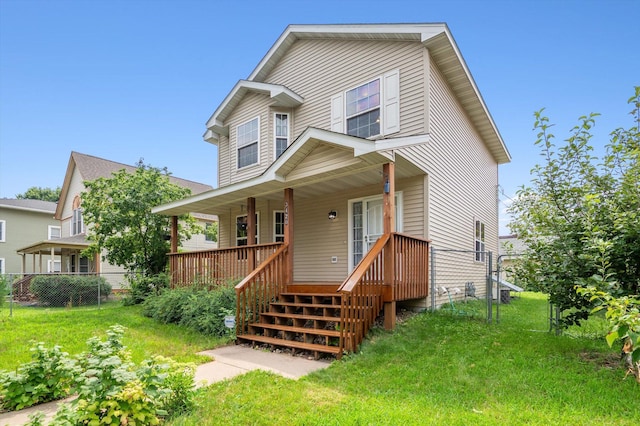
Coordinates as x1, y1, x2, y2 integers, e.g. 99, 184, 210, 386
337, 232, 430, 354
235, 243, 289, 336
338, 234, 390, 353
168, 243, 282, 288
392, 233, 431, 301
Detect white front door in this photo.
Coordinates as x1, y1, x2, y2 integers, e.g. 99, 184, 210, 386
349, 194, 402, 271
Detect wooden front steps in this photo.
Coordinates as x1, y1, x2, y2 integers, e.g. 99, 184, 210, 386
237, 291, 345, 359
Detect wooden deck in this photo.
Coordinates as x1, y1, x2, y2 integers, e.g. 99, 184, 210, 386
170, 233, 430, 358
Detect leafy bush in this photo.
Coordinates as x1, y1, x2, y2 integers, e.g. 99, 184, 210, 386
1, 325, 196, 423
0, 343, 77, 411
123, 273, 170, 305
30, 275, 111, 307
142, 281, 237, 337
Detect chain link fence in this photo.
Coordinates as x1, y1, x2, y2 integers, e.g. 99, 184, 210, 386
431, 248, 514, 323
0, 272, 128, 316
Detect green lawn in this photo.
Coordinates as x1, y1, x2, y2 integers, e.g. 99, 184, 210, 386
0, 302, 228, 370
2, 294, 637, 425
169, 293, 639, 426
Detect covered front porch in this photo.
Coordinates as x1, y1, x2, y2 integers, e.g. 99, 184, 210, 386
154, 128, 431, 357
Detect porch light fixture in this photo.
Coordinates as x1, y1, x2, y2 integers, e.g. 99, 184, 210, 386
328, 210, 337, 220
384, 177, 390, 194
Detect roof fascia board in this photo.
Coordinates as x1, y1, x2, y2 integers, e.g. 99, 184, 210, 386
422, 26, 511, 163
204, 80, 303, 141
0, 204, 56, 215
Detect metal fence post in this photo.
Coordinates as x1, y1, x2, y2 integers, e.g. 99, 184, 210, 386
9, 273, 13, 317
486, 251, 493, 324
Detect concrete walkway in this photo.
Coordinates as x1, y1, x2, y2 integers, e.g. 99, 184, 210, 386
0, 345, 332, 426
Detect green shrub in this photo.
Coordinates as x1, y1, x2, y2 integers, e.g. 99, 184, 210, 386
142, 281, 237, 337
0, 343, 77, 411
30, 275, 111, 307
123, 273, 169, 305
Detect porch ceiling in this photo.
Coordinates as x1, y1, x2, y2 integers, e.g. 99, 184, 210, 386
153, 129, 427, 216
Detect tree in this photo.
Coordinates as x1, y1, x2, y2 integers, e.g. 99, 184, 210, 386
508, 87, 640, 327
16, 186, 61, 202
81, 161, 200, 277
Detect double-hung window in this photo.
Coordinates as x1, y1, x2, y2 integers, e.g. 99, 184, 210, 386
475, 219, 486, 262
72, 208, 84, 235
273, 211, 285, 243
48, 225, 61, 240
0, 258, 4, 274
274, 113, 289, 159
331, 69, 399, 138
236, 214, 259, 246
0, 220, 5, 242
346, 80, 381, 138
237, 117, 259, 168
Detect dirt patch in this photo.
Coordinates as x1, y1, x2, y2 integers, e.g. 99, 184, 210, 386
578, 351, 621, 370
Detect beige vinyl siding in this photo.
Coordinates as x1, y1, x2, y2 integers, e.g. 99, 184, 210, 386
225, 92, 273, 184
60, 168, 86, 237
218, 135, 231, 187
263, 39, 427, 139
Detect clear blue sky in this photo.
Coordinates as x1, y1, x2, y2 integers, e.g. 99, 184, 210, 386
1, 0, 638, 234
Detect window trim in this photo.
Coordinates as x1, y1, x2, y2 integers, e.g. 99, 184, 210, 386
48, 259, 61, 273
273, 112, 290, 160
347, 192, 403, 271
331, 69, 399, 138
236, 116, 260, 170
474, 219, 486, 262
273, 210, 285, 243
48, 225, 61, 240
345, 78, 381, 139
236, 212, 260, 246
0, 220, 5, 242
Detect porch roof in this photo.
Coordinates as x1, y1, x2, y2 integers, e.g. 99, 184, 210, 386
153, 128, 428, 216
17, 234, 89, 255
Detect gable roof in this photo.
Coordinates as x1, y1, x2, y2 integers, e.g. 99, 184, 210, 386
55, 152, 213, 219
0, 198, 57, 214
204, 23, 510, 164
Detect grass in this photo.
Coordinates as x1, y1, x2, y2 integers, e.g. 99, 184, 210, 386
169, 293, 640, 426
0, 301, 229, 370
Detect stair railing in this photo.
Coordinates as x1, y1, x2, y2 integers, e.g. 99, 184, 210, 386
337, 233, 390, 355
235, 243, 288, 336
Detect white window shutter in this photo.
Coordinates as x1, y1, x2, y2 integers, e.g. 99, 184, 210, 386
330, 92, 344, 133
382, 69, 400, 135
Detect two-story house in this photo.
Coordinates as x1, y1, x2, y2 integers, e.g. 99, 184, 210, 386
153, 23, 511, 358
16, 151, 216, 290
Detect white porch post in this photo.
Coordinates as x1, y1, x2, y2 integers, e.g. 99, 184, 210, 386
284, 188, 294, 286
247, 197, 256, 270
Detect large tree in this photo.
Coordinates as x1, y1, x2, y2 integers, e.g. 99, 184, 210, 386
81, 161, 200, 277
16, 186, 61, 202
508, 88, 640, 327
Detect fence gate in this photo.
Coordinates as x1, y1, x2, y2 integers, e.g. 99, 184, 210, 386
431, 248, 502, 323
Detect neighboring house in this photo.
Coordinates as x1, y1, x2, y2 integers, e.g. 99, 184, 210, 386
0, 199, 59, 275
16, 151, 215, 288
499, 234, 527, 284
153, 23, 511, 357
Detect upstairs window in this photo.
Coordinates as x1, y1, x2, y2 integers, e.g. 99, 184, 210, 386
0, 220, 5, 242
274, 113, 289, 159
48, 226, 61, 240
346, 79, 380, 138
72, 209, 84, 235
475, 219, 486, 262
237, 117, 259, 168
331, 69, 399, 138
